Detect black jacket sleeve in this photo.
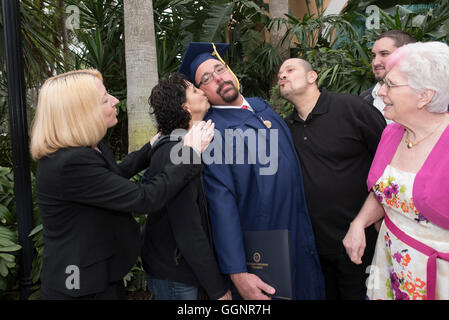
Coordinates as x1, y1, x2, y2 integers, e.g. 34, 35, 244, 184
117, 142, 152, 178
98, 140, 152, 179
60, 146, 201, 215
359, 86, 375, 105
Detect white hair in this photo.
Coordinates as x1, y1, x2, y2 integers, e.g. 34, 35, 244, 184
387, 41, 449, 113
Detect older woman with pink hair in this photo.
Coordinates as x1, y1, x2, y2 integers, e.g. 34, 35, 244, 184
343, 41, 449, 300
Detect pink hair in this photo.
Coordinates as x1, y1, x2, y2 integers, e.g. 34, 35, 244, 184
383, 41, 449, 113
385, 46, 405, 71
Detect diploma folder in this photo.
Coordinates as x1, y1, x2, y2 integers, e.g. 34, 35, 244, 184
243, 229, 292, 300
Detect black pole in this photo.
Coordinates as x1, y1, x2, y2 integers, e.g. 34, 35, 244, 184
2, 0, 34, 300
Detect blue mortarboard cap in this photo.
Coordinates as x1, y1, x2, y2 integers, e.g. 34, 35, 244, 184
179, 42, 230, 85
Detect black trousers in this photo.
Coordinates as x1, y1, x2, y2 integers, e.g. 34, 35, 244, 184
319, 251, 370, 300
318, 225, 377, 300
41, 281, 126, 300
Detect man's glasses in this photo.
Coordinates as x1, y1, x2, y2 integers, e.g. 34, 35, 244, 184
198, 64, 228, 87
380, 77, 409, 91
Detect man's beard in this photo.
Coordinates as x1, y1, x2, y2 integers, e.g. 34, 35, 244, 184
375, 75, 384, 82
217, 81, 239, 103
279, 87, 288, 99
279, 84, 295, 101
373, 66, 386, 82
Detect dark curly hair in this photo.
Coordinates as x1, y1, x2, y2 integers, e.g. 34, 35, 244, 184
149, 72, 191, 135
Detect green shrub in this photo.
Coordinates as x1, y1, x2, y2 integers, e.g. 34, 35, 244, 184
0, 167, 21, 299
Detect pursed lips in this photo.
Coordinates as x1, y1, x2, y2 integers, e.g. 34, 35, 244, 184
278, 79, 288, 87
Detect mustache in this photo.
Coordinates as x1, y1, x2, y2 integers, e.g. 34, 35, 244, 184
216, 81, 236, 95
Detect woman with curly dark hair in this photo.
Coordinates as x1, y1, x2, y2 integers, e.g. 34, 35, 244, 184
141, 72, 231, 300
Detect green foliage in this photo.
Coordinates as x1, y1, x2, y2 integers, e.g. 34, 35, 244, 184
28, 223, 43, 300
0, 226, 20, 298
123, 257, 146, 293
15, 0, 67, 85
0, 167, 21, 298
0, 135, 12, 174
0, 167, 42, 299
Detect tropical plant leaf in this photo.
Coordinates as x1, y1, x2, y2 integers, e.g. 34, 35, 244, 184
0, 244, 21, 253
0, 259, 8, 277
28, 224, 43, 237
0, 253, 15, 263
200, 2, 235, 42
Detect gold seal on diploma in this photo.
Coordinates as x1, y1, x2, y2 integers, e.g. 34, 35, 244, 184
253, 252, 261, 263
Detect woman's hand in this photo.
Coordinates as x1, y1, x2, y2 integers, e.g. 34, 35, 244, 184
343, 221, 366, 265
343, 192, 385, 264
183, 120, 215, 153
150, 132, 161, 145
218, 290, 232, 300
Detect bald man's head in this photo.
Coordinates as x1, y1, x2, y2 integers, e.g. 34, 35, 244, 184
278, 58, 317, 100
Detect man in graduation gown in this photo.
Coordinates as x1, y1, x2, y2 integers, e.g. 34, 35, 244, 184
178, 42, 325, 300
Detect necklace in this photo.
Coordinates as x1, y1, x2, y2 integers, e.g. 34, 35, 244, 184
404, 123, 442, 149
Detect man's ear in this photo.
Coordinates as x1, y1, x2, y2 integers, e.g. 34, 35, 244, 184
417, 89, 435, 110
307, 70, 318, 84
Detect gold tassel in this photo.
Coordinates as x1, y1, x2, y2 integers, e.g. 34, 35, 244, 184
211, 42, 240, 92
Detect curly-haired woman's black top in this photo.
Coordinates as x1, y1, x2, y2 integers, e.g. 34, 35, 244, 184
141, 136, 229, 300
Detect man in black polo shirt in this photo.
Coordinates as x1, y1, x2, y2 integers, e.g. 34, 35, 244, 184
278, 58, 386, 300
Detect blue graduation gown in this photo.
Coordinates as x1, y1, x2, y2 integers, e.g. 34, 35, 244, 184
202, 97, 325, 300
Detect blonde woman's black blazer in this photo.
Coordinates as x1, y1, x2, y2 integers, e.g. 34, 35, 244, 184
36, 140, 201, 298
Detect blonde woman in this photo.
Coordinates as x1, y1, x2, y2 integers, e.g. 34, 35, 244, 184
30, 69, 214, 300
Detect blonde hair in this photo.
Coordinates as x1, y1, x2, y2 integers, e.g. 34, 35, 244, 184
30, 69, 107, 160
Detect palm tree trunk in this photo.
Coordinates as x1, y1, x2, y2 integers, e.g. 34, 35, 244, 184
269, 0, 289, 59
124, 0, 158, 152
58, 0, 70, 70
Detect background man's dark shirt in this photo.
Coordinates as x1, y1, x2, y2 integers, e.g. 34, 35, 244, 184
359, 86, 375, 105
285, 88, 386, 255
